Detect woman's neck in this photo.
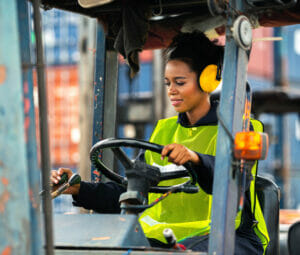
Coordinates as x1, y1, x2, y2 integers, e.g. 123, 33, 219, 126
186, 96, 211, 125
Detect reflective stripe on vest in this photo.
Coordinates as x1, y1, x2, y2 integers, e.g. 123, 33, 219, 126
138, 116, 269, 252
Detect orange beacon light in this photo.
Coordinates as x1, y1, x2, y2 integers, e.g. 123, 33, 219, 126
234, 131, 269, 160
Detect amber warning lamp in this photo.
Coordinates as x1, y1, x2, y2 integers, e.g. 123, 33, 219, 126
234, 132, 269, 160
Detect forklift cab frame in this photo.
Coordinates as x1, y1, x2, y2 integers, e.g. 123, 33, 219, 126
1, 0, 300, 255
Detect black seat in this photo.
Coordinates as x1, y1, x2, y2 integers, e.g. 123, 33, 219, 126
288, 221, 300, 255
255, 176, 280, 255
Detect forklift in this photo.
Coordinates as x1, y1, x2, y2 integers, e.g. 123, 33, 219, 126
1, 0, 300, 254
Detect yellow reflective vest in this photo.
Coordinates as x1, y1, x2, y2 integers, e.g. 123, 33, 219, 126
139, 116, 269, 252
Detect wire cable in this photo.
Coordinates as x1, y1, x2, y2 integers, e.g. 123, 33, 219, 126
216, 107, 235, 143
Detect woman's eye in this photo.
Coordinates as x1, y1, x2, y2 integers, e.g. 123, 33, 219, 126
164, 81, 170, 86
176, 81, 185, 86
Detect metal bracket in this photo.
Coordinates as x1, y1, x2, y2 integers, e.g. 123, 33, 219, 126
232, 15, 253, 51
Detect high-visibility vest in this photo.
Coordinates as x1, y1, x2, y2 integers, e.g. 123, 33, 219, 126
139, 116, 269, 252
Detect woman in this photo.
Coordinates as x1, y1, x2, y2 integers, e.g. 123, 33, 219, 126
51, 31, 268, 254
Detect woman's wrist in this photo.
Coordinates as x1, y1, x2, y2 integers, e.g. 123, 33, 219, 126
190, 150, 201, 165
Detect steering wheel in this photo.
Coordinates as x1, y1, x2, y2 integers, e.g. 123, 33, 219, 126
90, 138, 199, 193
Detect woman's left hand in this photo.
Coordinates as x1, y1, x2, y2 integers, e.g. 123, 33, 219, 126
161, 143, 201, 166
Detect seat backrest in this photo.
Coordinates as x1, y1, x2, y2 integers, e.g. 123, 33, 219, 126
255, 175, 280, 255
288, 221, 300, 255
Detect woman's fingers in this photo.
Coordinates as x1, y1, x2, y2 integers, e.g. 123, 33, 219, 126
50, 168, 80, 195
58, 168, 73, 178
50, 168, 73, 185
161, 144, 200, 165
169, 147, 184, 164
161, 144, 189, 165
161, 144, 177, 160
50, 170, 61, 184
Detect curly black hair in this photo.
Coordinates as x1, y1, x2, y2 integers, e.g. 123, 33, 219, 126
165, 31, 224, 75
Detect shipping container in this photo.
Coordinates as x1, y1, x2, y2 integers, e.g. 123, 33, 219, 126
284, 24, 300, 84
34, 65, 80, 167
248, 27, 300, 209
43, 9, 80, 65
35, 9, 82, 213
248, 27, 274, 80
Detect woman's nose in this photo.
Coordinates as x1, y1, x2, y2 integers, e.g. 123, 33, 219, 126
167, 83, 177, 94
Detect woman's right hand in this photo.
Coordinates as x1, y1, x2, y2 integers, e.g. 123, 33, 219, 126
50, 168, 80, 195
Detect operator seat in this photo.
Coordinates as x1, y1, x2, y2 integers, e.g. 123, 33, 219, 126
255, 175, 280, 255
288, 221, 300, 255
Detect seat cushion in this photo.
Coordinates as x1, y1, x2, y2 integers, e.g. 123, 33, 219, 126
288, 221, 300, 255
255, 176, 280, 255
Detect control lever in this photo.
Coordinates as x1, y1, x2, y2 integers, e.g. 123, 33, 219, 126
39, 172, 69, 196
51, 173, 81, 199
163, 228, 186, 250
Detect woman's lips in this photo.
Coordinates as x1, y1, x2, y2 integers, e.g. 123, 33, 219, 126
171, 99, 183, 106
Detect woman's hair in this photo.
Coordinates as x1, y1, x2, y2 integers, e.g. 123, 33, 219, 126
165, 31, 224, 76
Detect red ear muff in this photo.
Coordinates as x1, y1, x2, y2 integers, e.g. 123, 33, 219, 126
199, 64, 222, 93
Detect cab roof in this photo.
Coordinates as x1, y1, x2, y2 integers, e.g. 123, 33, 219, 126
40, 0, 300, 50
38, 0, 300, 76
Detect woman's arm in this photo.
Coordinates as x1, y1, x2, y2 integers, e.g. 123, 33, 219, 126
51, 168, 126, 213
192, 153, 215, 194
72, 181, 126, 213
192, 153, 254, 195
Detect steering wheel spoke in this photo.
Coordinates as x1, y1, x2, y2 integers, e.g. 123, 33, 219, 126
160, 170, 189, 180
111, 147, 134, 169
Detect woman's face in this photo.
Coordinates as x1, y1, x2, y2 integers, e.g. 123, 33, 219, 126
164, 60, 208, 115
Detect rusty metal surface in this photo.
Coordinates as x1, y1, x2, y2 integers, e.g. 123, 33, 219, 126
0, 1, 32, 254
17, 1, 43, 254
0, 65, 6, 84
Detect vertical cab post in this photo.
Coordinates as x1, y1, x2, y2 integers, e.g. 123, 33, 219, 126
92, 23, 119, 181
17, 0, 43, 254
208, 1, 251, 254
0, 1, 40, 254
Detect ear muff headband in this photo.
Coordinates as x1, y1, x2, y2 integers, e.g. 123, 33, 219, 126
199, 64, 222, 93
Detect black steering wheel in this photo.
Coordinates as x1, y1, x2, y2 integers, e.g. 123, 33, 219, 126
90, 138, 199, 193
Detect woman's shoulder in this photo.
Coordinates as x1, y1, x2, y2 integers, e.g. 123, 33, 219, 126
159, 115, 178, 122
157, 116, 178, 126
153, 116, 179, 132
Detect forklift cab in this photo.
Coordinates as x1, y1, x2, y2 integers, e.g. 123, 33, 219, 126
2, 0, 300, 255
47, 0, 282, 252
